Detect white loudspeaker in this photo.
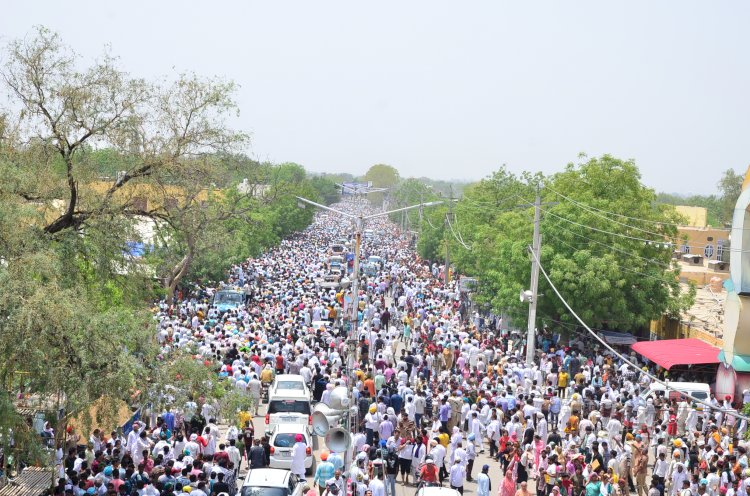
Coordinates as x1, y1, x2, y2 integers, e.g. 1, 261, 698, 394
325, 427, 351, 453
312, 403, 343, 437
329, 387, 351, 410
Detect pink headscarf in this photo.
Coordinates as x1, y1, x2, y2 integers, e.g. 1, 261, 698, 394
499, 458, 517, 496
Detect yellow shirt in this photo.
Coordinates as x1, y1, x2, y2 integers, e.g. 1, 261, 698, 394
438, 432, 450, 448
558, 372, 570, 388
260, 368, 274, 383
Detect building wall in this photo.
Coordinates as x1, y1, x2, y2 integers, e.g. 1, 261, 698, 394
650, 316, 724, 347
675, 205, 708, 228
676, 226, 731, 261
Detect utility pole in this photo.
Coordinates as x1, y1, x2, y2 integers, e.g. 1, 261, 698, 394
525, 191, 542, 366
444, 187, 454, 286
348, 216, 363, 432
294, 194, 444, 464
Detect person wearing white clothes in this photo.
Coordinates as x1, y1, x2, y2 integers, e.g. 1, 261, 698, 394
670, 463, 687, 496
404, 396, 416, 422
368, 474, 386, 496
536, 412, 548, 445
290, 434, 307, 478
469, 413, 484, 452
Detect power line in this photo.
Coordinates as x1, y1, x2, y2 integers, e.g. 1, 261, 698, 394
452, 212, 470, 247
545, 220, 674, 269
544, 209, 750, 253
543, 209, 671, 245
545, 186, 686, 229
424, 214, 438, 230
530, 248, 750, 423
552, 236, 677, 284
446, 215, 471, 251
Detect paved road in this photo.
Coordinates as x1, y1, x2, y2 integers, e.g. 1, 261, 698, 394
236, 398, 514, 496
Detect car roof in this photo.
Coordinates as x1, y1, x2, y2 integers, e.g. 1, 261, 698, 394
275, 374, 306, 382
269, 389, 309, 400
272, 424, 311, 436
243, 468, 290, 487
648, 382, 709, 390
418, 488, 462, 496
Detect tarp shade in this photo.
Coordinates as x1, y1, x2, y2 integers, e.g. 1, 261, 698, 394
600, 330, 637, 346
718, 350, 750, 372
631, 338, 720, 370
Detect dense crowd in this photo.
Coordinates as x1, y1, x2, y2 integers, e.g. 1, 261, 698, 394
49, 199, 750, 496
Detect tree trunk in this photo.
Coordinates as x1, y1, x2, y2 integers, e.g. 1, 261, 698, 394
165, 247, 194, 303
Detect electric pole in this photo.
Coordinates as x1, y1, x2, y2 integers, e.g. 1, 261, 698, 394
525, 191, 542, 366
444, 187, 453, 286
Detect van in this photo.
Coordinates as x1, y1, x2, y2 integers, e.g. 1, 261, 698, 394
265, 388, 312, 435
639, 381, 711, 402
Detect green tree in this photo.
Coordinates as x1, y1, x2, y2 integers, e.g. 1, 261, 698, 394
1, 27, 246, 237
718, 168, 744, 225
451, 156, 695, 333
362, 164, 400, 205
309, 175, 341, 205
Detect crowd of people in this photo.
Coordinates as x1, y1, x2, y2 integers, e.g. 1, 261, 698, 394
49, 198, 750, 496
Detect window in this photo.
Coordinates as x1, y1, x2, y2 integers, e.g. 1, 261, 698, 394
276, 381, 305, 391
268, 400, 311, 415
241, 487, 289, 496
704, 244, 715, 259
273, 433, 306, 447
717, 240, 723, 261
681, 244, 690, 254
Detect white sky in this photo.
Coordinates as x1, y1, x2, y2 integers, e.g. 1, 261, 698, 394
1, 1, 749, 194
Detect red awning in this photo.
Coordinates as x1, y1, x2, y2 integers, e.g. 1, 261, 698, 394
630, 338, 720, 370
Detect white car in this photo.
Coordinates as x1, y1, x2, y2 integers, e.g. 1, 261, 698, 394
265, 389, 312, 435
415, 487, 462, 496
271, 374, 310, 398
239, 468, 308, 496
268, 424, 315, 475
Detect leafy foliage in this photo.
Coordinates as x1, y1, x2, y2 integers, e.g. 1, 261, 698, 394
362, 164, 400, 204
444, 156, 695, 333
656, 168, 744, 227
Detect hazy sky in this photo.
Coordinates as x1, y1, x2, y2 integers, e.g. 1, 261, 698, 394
2, 1, 748, 194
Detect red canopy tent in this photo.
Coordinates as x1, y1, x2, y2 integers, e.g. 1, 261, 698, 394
630, 338, 720, 370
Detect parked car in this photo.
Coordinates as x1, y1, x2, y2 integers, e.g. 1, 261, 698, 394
639, 381, 711, 402
268, 424, 315, 475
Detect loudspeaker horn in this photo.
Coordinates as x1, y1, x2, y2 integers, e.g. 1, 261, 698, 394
324, 427, 351, 453
329, 386, 351, 410
312, 403, 344, 437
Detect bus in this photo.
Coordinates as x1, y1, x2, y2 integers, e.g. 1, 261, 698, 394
213, 289, 246, 313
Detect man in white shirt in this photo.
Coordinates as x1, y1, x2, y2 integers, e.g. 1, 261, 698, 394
368, 472, 386, 496
653, 452, 669, 488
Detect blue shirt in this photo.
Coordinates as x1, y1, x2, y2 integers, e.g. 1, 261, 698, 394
163, 412, 175, 431
439, 404, 451, 422
477, 473, 491, 496
315, 461, 335, 485
390, 394, 403, 414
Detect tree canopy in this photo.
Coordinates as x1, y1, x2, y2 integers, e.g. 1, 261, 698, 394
0, 27, 338, 471
428, 155, 695, 333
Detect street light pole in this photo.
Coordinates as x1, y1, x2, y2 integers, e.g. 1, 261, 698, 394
525, 192, 542, 366
295, 195, 443, 463
444, 188, 454, 286
348, 217, 362, 385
